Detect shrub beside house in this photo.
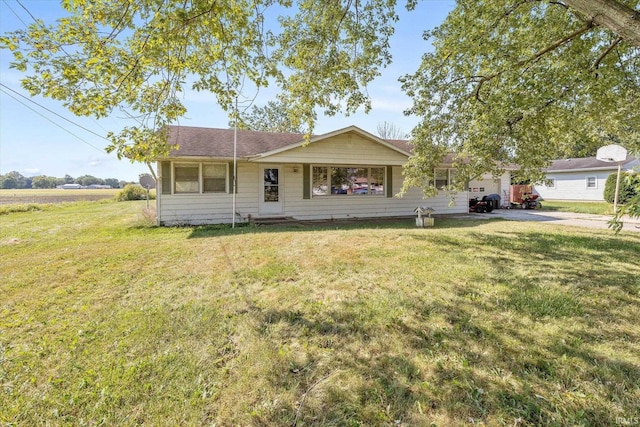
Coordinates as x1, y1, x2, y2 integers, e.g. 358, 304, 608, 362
604, 172, 639, 204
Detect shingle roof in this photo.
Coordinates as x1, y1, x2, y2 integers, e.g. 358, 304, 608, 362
546, 155, 637, 172
166, 126, 305, 158
165, 125, 416, 159
383, 138, 413, 153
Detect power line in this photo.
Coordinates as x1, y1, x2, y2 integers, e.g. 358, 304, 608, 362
2, 0, 29, 27
0, 83, 110, 141
2, 0, 115, 143
0, 85, 111, 155
2, 0, 115, 136
14, 0, 38, 23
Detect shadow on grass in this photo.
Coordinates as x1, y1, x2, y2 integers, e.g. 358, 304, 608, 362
215, 227, 640, 426
122, 215, 640, 425
539, 206, 563, 212
236, 287, 640, 426
184, 216, 504, 239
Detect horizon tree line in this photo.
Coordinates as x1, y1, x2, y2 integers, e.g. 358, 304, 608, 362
0, 171, 133, 190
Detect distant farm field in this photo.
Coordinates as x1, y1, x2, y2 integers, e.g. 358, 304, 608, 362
1, 200, 639, 426
0, 188, 120, 205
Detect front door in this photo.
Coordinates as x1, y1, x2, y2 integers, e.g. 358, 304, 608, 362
259, 166, 284, 216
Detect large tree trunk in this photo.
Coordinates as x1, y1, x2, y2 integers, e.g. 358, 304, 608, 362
564, 0, 640, 46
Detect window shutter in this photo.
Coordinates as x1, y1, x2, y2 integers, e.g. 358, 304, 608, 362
386, 166, 393, 198
161, 162, 171, 195
303, 164, 310, 199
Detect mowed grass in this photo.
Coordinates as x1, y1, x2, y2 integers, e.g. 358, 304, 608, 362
1, 201, 639, 426
541, 200, 613, 215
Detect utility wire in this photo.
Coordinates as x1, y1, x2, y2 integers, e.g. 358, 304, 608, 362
0, 86, 111, 155
0, 83, 110, 141
2, 0, 29, 27
14, 0, 38, 23
3, 0, 105, 131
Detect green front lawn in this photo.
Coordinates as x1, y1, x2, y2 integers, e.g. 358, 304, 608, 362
1, 201, 638, 426
540, 200, 613, 215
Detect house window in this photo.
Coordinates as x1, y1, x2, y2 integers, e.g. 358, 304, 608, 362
174, 164, 200, 193
263, 168, 279, 202
203, 164, 227, 193
449, 169, 458, 189
434, 169, 448, 190
173, 162, 228, 194
586, 176, 597, 189
311, 166, 384, 196
370, 167, 385, 195
312, 166, 328, 195
435, 168, 459, 190
546, 178, 556, 189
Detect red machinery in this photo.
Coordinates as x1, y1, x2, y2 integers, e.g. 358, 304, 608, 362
518, 193, 541, 209
469, 196, 493, 213
509, 185, 542, 209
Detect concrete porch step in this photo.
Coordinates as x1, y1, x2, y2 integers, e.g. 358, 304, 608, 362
251, 216, 297, 225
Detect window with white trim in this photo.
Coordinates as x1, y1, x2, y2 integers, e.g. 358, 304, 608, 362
434, 168, 448, 190
586, 176, 597, 189
311, 166, 385, 196
434, 168, 458, 190
174, 163, 200, 193
173, 162, 228, 194
545, 178, 556, 189
203, 164, 227, 193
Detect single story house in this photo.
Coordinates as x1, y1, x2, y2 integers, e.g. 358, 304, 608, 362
534, 155, 639, 202
155, 125, 508, 225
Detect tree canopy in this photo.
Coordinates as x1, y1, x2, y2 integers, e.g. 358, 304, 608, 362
1, 0, 398, 161
400, 0, 640, 196
2, 0, 640, 219
233, 100, 305, 134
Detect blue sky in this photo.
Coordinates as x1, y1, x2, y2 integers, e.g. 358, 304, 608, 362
0, 0, 455, 182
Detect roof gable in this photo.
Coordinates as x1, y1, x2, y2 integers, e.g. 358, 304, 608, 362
254, 125, 412, 159
165, 125, 412, 160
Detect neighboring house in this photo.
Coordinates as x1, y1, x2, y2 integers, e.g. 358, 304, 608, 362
155, 125, 477, 225
534, 155, 639, 202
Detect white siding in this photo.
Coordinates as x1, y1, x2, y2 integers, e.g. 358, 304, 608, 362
257, 132, 408, 166
158, 162, 262, 225
534, 171, 614, 201
467, 173, 511, 207
283, 165, 467, 221
158, 162, 468, 225
468, 173, 503, 197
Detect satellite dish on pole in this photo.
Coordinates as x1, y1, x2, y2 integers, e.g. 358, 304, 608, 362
139, 175, 156, 189
596, 144, 628, 213
596, 144, 627, 163
139, 175, 156, 208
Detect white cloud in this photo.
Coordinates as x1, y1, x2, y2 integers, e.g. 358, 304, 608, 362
370, 97, 412, 114
23, 167, 42, 176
